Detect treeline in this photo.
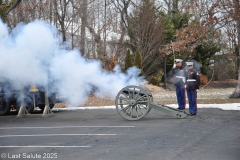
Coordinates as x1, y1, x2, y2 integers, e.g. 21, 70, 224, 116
1, 0, 239, 85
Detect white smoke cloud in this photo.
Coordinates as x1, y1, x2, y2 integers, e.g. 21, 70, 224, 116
0, 19, 145, 106
0, 20, 59, 88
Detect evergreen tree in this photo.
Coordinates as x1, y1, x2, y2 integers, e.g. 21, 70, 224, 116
134, 50, 143, 75
124, 49, 133, 72
171, 0, 191, 30
134, 50, 142, 69
194, 43, 220, 75
158, 0, 191, 74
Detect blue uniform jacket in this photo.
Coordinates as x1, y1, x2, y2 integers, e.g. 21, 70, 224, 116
171, 67, 187, 87
186, 69, 200, 90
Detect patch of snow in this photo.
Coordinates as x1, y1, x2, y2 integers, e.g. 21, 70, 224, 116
53, 103, 240, 111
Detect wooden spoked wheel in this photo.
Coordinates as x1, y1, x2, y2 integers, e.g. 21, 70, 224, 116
115, 85, 151, 120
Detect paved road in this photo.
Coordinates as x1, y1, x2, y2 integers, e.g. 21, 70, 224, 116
0, 108, 240, 160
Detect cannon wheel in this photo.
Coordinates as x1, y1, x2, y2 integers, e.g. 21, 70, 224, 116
0, 98, 11, 115
139, 85, 153, 114
115, 85, 151, 120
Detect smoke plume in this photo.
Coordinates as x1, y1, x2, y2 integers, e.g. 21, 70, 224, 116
0, 20, 145, 106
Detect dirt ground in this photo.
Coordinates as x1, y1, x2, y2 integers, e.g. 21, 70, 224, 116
54, 80, 240, 108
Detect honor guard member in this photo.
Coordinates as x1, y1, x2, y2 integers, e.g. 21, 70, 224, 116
171, 59, 187, 110
186, 61, 200, 115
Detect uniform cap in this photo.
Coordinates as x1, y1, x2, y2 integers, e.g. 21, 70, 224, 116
175, 59, 183, 63
186, 61, 194, 66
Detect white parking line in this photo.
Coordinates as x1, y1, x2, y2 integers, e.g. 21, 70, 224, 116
0, 134, 117, 138
0, 146, 90, 148
0, 126, 135, 130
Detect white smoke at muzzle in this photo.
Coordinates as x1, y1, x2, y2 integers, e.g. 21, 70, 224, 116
49, 47, 145, 106
0, 19, 145, 106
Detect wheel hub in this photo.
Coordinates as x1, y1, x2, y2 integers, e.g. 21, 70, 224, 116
129, 99, 136, 106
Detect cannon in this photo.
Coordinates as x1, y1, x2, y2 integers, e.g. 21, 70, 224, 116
115, 85, 188, 120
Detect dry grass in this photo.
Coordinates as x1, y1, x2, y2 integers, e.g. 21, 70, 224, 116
54, 82, 240, 108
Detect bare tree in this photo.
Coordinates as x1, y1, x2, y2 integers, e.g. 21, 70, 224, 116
229, 0, 240, 97
111, 0, 131, 29
197, 0, 240, 97
2, 0, 163, 74
127, 1, 165, 77
53, 0, 70, 42
7, 0, 60, 30
80, 0, 87, 55
0, 0, 22, 22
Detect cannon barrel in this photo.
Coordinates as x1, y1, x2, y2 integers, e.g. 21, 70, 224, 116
115, 85, 188, 120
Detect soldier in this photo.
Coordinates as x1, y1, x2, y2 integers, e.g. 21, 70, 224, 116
186, 61, 200, 116
171, 59, 187, 110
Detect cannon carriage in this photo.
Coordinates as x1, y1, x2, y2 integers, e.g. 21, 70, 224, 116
115, 85, 188, 120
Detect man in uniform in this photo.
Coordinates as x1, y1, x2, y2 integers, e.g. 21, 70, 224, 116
171, 59, 187, 110
186, 61, 200, 115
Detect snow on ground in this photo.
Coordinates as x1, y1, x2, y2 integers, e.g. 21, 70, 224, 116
53, 103, 240, 111
154, 88, 235, 100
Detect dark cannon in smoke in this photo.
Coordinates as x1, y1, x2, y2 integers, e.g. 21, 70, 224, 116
115, 85, 188, 120
0, 83, 56, 116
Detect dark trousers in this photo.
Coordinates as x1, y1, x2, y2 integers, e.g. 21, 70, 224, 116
176, 87, 185, 109
187, 90, 197, 114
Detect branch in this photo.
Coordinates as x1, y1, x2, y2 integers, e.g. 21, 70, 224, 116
7, 0, 22, 14
86, 24, 101, 43
111, 0, 131, 29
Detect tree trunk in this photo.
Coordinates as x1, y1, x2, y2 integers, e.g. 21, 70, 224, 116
230, 0, 240, 98
0, 0, 21, 22
80, 0, 87, 56
54, 0, 67, 43
7, 0, 22, 14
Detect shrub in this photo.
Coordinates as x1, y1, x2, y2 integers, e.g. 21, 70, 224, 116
147, 76, 159, 85
134, 50, 143, 75
124, 49, 133, 72
108, 54, 117, 71
134, 50, 142, 69
200, 74, 208, 85
147, 69, 164, 85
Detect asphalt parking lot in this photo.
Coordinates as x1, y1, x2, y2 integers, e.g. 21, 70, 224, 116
0, 108, 240, 160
